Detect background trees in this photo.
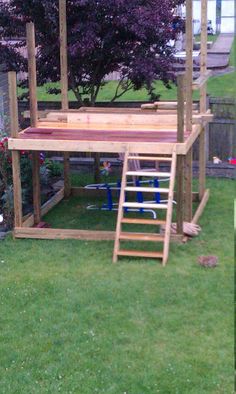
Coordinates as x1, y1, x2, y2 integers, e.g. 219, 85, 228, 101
0, 0, 184, 105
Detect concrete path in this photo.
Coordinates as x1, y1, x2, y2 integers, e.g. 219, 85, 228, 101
208, 33, 235, 54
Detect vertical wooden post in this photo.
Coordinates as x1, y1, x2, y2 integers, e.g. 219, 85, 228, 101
176, 74, 185, 234
59, 0, 71, 198
185, 0, 193, 222
26, 22, 41, 224
8, 71, 22, 228
199, 0, 208, 199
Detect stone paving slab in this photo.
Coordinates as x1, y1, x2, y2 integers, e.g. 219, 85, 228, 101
208, 33, 234, 54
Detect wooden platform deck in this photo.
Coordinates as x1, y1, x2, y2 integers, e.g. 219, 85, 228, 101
8, 108, 211, 155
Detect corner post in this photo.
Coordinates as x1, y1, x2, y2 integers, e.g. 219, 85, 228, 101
59, 0, 71, 198
8, 71, 22, 228
199, 0, 208, 199
26, 22, 41, 224
185, 0, 193, 222
176, 74, 185, 234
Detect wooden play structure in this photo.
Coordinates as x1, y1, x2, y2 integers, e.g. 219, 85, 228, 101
8, 0, 213, 265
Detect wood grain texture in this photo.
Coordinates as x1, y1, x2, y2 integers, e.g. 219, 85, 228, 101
12, 151, 22, 227
32, 151, 41, 224
185, 0, 193, 132
8, 72, 19, 138
26, 23, 38, 127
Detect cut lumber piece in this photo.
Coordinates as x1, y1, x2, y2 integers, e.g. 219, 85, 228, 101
119, 232, 164, 242
12, 151, 22, 227
26, 22, 38, 127
126, 171, 170, 177
183, 189, 210, 243
117, 250, 163, 259
123, 202, 168, 209
125, 187, 169, 193
128, 156, 172, 161
8, 72, 19, 138
192, 112, 214, 124
154, 102, 198, 110
192, 70, 212, 90
162, 148, 177, 266
113, 150, 129, 263
14, 228, 115, 240
121, 218, 166, 225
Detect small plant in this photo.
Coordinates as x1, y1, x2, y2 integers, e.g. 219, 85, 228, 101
0, 134, 47, 228
45, 158, 63, 178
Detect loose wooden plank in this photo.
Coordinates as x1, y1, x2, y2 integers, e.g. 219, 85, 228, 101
14, 228, 116, 240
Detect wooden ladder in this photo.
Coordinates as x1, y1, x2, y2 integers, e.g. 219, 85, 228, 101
113, 148, 177, 266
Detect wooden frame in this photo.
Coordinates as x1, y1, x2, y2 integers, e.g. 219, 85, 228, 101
7, 0, 212, 263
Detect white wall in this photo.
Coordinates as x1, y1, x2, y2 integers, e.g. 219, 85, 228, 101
181, 1, 235, 34
221, 0, 235, 33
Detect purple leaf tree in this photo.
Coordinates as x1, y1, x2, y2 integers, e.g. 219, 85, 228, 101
0, 0, 184, 105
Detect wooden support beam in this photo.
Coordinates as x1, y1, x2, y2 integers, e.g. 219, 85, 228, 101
8, 72, 19, 138
199, 0, 208, 199
183, 189, 210, 243
26, 23, 41, 224
200, 0, 208, 113
192, 70, 212, 91
8, 71, 22, 227
12, 151, 22, 228
26, 22, 38, 127
59, 0, 71, 198
176, 74, 185, 234
14, 227, 183, 243
185, 0, 193, 132
32, 152, 41, 224
185, 149, 193, 222
59, 0, 68, 110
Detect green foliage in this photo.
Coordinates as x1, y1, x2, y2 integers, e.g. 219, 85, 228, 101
45, 159, 63, 178
0, 178, 234, 393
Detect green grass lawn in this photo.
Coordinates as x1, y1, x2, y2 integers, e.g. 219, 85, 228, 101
0, 178, 234, 393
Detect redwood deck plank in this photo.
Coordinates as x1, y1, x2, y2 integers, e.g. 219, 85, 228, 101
20, 127, 190, 144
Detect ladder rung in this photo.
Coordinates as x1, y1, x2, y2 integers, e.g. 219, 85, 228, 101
123, 202, 168, 209
128, 156, 172, 162
121, 218, 166, 225
126, 171, 170, 177
125, 187, 169, 193
117, 250, 163, 259
119, 232, 164, 242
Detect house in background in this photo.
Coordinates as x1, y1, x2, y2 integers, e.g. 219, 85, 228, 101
179, 0, 235, 34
